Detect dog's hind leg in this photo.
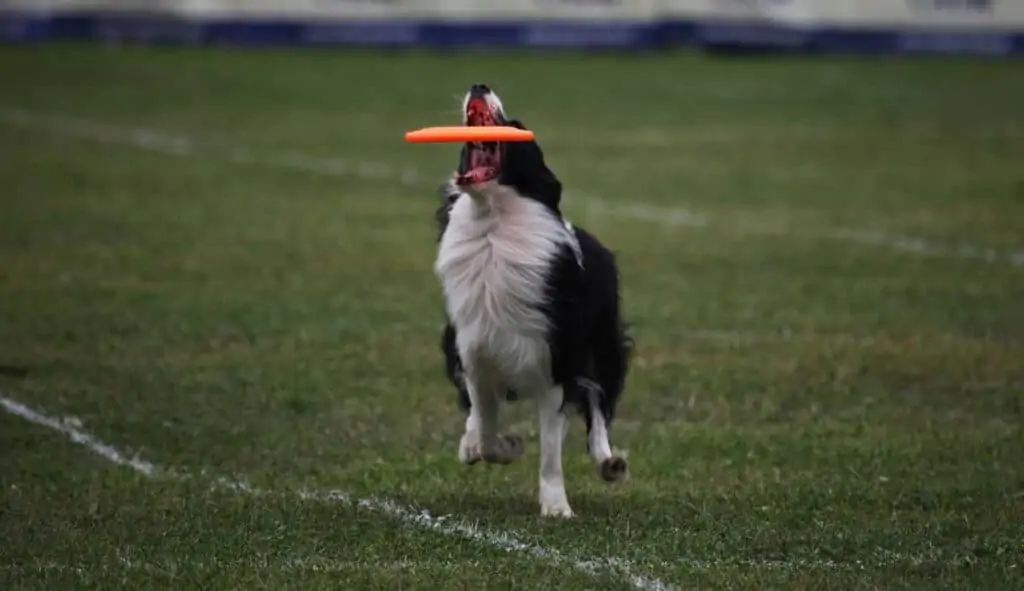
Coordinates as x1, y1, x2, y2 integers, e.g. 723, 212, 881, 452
584, 314, 631, 483
537, 384, 573, 518
584, 384, 629, 482
458, 362, 523, 466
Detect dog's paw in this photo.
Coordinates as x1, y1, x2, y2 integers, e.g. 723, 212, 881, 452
458, 430, 481, 465
480, 433, 524, 464
540, 502, 575, 519
459, 432, 523, 465
598, 455, 629, 482
539, 481, 574, 518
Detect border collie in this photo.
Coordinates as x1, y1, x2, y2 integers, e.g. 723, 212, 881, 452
433, 84, 633, 518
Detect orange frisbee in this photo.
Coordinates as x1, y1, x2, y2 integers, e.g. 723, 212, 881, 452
405, 126, 534, 143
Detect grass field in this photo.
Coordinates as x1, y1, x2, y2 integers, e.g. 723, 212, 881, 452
1, 44, 1022, 590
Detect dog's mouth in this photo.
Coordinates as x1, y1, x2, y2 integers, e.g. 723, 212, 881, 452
457, 91, 503, 186
458, 140, 501, 186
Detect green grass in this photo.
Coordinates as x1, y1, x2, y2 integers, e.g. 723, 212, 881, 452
1, 44, 1023, 590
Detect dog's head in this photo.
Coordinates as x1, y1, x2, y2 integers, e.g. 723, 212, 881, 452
454, 84, 562, 212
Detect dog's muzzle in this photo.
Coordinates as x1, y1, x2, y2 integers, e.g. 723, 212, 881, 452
457, 84, 503, 186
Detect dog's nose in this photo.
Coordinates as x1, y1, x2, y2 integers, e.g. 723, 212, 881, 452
469, 84, 491, 97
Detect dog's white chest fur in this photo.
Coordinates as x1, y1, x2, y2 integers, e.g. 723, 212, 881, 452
435, 185, 569, 389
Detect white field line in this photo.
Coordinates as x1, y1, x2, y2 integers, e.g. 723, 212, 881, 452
0, 397, 157, 475
0, 395, 675, 591
2, 107, 1021, 268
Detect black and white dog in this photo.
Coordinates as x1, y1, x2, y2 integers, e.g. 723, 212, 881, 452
434, 84, 633, 518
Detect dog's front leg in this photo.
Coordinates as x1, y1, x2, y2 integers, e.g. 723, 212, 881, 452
537, 385, 573, 518
458, 365, 523, 465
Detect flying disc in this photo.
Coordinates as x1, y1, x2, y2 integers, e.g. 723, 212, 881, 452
405, 126, 534, 144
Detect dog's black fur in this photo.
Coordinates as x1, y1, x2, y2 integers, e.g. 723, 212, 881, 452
434, 89, 633, 447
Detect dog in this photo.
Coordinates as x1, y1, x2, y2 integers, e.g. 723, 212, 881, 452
433, 84, 633, 518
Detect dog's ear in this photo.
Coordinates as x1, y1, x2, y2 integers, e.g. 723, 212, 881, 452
500, 119, 563, 214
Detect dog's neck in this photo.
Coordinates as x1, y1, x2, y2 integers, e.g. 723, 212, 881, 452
461, 181, 504, 218
460, 179, 565, 221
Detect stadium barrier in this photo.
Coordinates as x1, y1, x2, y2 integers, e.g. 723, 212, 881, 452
1, 0, 1022, 56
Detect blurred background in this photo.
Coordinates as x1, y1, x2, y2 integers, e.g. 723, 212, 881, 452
2, 1, 1022, 53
